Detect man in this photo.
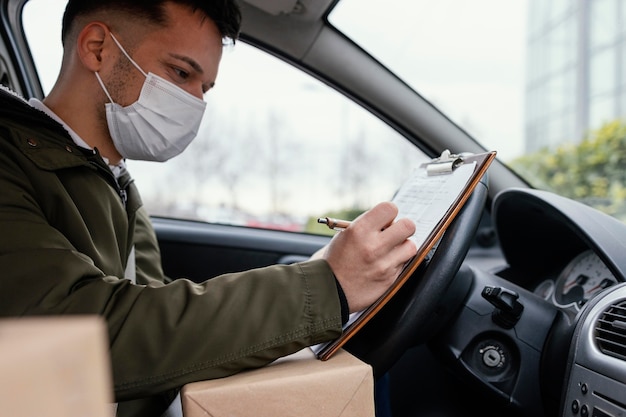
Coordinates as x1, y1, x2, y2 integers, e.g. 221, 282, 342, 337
0, 0, 416, 415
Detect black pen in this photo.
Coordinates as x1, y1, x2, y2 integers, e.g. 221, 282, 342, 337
317, 217, 352, 231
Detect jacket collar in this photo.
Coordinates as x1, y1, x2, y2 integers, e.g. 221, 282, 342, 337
0, 87, 143, 212
0, 86, 97, 171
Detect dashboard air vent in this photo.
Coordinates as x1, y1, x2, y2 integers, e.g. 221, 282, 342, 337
595, 301, 626, 361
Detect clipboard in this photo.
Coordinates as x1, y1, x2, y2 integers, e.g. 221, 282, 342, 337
316, 149, 497, 361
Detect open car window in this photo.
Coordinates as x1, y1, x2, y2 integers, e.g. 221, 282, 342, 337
23, 0, 428, 234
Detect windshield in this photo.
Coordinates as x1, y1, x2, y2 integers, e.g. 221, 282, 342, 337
330, 0, 626, 221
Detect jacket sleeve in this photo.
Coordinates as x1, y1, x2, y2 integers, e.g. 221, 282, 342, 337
0, 133, 344, 401
106, 260, 342, 400
133, 206, 170, 285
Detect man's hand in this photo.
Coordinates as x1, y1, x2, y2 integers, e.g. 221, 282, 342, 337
322, 202, 417, 313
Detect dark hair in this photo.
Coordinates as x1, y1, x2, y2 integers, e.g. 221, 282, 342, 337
61, 0, 241, 45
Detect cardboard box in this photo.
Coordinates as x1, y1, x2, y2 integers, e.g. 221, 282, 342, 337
181, 348, 375, 417
0, 316, 114, 417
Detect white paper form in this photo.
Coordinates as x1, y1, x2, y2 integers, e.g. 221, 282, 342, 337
392, 162, 476, 248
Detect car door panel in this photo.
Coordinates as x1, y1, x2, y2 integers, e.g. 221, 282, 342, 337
152, 217, 330, 282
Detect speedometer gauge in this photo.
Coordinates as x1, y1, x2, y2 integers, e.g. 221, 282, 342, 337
553, 250, 617, 310
534, 280, 555, 300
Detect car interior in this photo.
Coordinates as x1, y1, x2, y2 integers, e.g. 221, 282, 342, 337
3, 0, 626, 416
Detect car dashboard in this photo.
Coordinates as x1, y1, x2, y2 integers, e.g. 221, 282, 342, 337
485, 188, 626, 417
534, 249, 620, 319
490, 189, 624, 315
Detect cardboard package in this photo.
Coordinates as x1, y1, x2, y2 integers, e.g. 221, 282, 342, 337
0, 316, 114, 417
181, 348, 375, 417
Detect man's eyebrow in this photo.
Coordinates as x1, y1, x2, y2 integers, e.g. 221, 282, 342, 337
169, 53, 204, 74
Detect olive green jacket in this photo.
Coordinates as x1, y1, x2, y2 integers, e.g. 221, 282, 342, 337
0, 88, 343, 403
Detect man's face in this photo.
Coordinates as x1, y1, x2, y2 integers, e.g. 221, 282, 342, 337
105, 2, 223, 106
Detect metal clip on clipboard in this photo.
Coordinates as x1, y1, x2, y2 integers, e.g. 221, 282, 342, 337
422, 149, 465, 176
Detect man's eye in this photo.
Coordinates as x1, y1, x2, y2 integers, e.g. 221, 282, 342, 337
173, 68, 189, 80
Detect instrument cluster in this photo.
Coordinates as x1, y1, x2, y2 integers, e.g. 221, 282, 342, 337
533, 250, 619, 314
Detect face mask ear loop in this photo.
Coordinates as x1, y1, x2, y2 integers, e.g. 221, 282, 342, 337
95, 72, 115, 104
109, 32, 148, 78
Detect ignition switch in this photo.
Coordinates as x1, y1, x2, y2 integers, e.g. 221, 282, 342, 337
480, 345, 505, 368
481, 286, 524, 329
461, 337, 519, 393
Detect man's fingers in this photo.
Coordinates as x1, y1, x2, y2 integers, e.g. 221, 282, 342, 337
354, 201, 399, 232
381, 217, 416, 244
393, 238, 418, 272
324, 202, 419, 312
349, 203, 417, 265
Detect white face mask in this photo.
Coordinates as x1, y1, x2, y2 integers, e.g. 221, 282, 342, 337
95, 32, 207, 162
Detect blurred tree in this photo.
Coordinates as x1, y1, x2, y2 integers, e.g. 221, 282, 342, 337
264, 109, 299, 217
509, 119, 626, 220
338, 128, 378, 210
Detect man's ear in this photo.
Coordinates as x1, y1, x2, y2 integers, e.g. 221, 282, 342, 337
76, 22, 110, 72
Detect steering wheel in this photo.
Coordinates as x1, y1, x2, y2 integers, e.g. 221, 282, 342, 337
345, 175, 489, 377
